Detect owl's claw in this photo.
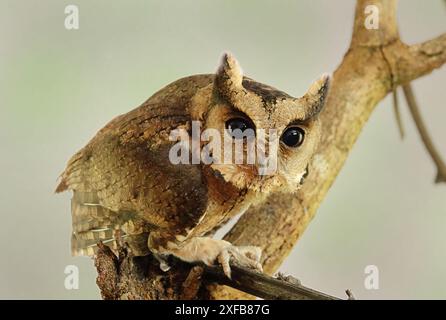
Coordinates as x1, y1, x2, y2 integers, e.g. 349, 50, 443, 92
154, 253, 171, 272
151, 236, 263, 279
217, 245, 263, 279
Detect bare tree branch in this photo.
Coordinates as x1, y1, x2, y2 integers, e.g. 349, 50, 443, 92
402, 83, 446, 183
392, 88, 405, 139
404, 33, 446, 81
181, 266, 204, 300
94, 243, 344, 300
346, 289, 356, 300
383, 33, 446, 86
203, 264, 341, 300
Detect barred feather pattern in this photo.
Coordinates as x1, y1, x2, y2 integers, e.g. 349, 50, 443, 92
70, 191, 149, 256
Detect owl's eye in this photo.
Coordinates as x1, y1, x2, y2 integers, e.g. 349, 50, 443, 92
281, 126, 305, 147
225, 117, 255, 139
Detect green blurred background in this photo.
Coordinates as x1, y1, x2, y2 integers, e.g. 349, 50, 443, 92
0, 0, 445, 299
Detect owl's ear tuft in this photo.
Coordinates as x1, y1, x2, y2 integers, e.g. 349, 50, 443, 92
215, 52, 243, 98
301, 74, 330, 120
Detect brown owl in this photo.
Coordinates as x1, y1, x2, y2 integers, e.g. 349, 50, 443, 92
56, 53, 329, 278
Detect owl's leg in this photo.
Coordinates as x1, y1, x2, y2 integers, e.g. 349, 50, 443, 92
148, 233, 262, 278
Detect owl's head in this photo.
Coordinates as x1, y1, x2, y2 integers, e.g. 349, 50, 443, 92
190, 53, 329, 194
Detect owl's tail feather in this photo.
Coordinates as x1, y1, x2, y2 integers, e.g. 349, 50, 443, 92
71, 230, 119, 256
71, 191, 150, 257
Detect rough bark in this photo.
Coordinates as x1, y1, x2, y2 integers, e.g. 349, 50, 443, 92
94, 243, 344, 300
95, 0, 446, 299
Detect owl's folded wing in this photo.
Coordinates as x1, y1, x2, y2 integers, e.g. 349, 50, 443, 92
56, 75, 214, 256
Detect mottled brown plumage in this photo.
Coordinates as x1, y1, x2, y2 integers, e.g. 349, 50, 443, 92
56, 53, 329, 276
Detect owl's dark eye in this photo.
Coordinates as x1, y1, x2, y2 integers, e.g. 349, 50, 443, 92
281, 126, 305, 147
225, 117, 255, 139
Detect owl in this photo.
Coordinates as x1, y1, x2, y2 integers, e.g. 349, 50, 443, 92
56, 53, 329, 278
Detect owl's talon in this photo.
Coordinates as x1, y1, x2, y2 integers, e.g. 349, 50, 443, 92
217, 249, 232, 279
217, 245, 263, 279
154, 253, 171, 272
152, 237, 262, 279
159, 260, 171, 272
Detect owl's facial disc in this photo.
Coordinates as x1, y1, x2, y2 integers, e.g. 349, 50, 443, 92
202, 53, 330, 192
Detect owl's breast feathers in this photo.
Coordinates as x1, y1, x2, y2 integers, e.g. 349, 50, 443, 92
56, 74, 249, 255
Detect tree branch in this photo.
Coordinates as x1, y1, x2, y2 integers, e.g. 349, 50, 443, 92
203, 264, 342, 300
392, 88, 405, 139
94, 243, 344, 300
402, 83, 446, 183
404, 33, 446, 82
383, 33, 446, 86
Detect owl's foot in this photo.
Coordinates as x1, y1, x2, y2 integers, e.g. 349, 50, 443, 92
154, 237, 262, 279
217, 243, 263, 279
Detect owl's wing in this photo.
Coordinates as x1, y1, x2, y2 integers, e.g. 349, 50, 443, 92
56, 75, 214, 256
69, 190, 151, 256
